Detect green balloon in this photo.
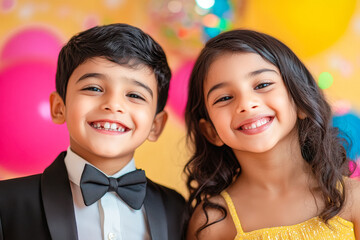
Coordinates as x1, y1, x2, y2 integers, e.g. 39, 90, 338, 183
318, 72, 334, 89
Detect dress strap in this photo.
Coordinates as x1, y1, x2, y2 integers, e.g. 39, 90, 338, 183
220, 191, 243, 235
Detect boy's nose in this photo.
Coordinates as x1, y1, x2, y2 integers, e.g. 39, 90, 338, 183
101, 95, 124, 113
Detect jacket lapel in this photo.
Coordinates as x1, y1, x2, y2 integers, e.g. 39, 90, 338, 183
144, 180, 168, 240
41, 151, 78, 240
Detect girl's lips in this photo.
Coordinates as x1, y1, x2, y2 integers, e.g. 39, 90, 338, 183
237, 116, 274, 135
239, 116, 272, 130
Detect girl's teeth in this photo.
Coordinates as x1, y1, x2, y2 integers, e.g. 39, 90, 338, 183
242, 118, 270, 130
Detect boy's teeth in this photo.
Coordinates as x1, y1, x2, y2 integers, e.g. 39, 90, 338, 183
92, 122, 126, 132
104, 122, 110, 129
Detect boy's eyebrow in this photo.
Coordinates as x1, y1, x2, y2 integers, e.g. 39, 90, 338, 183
130, 79, 153, 98
77, 73, 103, 82
76, 72, 153, 98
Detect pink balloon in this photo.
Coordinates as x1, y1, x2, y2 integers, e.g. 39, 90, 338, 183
1, 28, 63, 63
0, 61, 69, 174
167, 61, 194, 119
350, 159, 360, 178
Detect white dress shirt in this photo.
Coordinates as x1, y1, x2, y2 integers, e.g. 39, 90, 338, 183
64, 147, 151, 240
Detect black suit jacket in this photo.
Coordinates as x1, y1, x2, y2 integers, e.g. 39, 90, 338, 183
0, 152, 185, 240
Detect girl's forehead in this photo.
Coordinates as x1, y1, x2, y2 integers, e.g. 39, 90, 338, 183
204, 52, 279, 83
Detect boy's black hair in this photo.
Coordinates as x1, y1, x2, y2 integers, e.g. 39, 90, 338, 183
56, 23, 171, 113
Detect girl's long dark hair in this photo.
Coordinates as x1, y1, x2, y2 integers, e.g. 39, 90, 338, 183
184, 29, 351, 236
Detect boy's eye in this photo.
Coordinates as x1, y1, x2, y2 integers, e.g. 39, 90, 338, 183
255, 82, 273, 90
214, 96, 233, 105
83, 86, 102, 92
127, 93, 145, 101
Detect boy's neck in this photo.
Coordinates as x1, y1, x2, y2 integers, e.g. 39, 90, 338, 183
69, 147, 135, 175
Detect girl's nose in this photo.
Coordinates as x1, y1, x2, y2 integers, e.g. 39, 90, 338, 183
236, 94, 259, 113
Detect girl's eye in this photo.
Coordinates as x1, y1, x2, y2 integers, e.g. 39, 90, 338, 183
83, 86, 102, 92
255, 82, 273, 90
127, 93, 145, 101
214, 96, 233, 105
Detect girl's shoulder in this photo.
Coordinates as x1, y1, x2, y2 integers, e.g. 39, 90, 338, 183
186, 194, 236, 240
343, 178, 360, 219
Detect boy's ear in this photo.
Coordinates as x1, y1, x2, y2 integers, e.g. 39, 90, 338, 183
147, 111, 168, 142
50, 91, 66, 124
199, 119, 224, 147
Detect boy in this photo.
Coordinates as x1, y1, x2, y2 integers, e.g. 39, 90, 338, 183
0, 23, 185, 240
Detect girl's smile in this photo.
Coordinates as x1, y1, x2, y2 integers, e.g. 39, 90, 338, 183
237, 116, 274, 135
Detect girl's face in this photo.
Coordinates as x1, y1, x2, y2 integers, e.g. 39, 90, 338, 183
201, 52, 299, 155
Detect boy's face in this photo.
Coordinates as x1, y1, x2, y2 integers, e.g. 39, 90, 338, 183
50, 57, 166, 169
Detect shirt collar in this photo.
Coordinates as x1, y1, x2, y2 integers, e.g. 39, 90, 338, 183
64, 147, 137, 186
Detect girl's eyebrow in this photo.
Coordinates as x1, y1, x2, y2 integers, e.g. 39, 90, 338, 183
206, 68, 278, 99
247, 68, 278, 78
207, 82, 229, 99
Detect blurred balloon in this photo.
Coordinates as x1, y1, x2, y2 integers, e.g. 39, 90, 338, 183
167, 61, 194, 120
0, 27, 69, 175
333, 112, 360, 161
1, 28, 63, 63
318, 72, 334, 90
239, 0, 357, 58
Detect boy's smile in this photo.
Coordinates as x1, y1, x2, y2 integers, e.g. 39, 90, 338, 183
50, 57, 166, 173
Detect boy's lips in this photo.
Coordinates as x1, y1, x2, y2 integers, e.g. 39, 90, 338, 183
89, 120, 130, 132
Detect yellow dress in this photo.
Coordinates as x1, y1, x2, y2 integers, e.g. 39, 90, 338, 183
221, 191, 355, 240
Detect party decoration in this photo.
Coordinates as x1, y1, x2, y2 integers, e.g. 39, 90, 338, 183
0, 27, 69, 175
167, 61, 194, 119
148, 0, 236, 50
318, 72, 334, 89
1, 0, 16, 12
195, 0, 215, 10
239, 0, 357, 58
1, 28, 63, 62
333, 112, 360, 161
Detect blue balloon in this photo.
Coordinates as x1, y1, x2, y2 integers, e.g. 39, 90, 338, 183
332, 112, 360, 160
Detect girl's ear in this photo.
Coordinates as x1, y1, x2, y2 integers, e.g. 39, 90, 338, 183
148, 111, 168, 142
50, 92, 66, 124
297, 109, 307, 120
199, 119, 224, 146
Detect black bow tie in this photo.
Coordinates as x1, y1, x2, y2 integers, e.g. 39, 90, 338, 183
80, 164, 147, 210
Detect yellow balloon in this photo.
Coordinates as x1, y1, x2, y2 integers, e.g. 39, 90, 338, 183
237, 0, 356, 58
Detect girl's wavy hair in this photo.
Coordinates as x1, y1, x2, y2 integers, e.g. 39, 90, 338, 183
184, 29, 351, 236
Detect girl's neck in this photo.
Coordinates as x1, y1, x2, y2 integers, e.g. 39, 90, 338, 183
233, 139, 313, 193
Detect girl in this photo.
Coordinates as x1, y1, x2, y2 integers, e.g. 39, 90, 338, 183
184, 29, 360, 239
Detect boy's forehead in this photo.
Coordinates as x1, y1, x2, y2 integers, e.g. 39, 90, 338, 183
70, 57, 156, 84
